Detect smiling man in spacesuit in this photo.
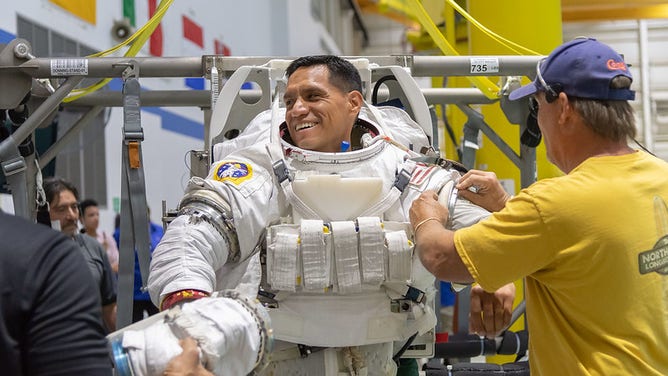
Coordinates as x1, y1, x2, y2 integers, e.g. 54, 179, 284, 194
146, 55, 515, 375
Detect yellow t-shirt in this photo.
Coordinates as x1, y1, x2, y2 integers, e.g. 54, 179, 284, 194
455, 151, 668, 376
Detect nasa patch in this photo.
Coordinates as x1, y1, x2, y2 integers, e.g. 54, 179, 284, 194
213, 161, 253, 184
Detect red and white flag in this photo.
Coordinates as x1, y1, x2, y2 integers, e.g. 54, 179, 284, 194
182, 15, 204, 54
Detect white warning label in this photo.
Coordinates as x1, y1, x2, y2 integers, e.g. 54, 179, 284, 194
50, 59, 88, 76
470, 57, 499, 74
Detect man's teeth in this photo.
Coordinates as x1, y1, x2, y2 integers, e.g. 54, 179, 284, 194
296, 122, 316, 131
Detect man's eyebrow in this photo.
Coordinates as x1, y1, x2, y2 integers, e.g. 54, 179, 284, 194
301, 86, 326, 96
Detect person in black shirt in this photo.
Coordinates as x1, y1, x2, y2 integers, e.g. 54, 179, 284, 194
0, 210, 112, 375
0, 210, 214, 376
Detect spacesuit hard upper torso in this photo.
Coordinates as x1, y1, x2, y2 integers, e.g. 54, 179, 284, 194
148, 105, 490, 374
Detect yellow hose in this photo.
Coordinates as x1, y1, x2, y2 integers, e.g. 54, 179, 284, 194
404, 0, 541, 99
64, 0, 174, 102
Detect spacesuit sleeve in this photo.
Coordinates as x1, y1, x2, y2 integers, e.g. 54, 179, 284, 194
450, 197, 491, 230
148, 152, 275, 308
147, 214, 229, 307
92, 240, 117, 306
432, 169, 491, 230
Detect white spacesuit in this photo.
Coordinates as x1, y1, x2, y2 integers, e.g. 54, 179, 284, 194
146, 102, 490, 375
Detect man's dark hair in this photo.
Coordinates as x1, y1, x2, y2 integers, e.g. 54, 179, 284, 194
79, 198, 99, 216
43, 177, 79, 204
285, 55, 363, 94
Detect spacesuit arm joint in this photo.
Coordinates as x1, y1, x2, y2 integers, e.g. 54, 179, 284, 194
177, 189, 241, 263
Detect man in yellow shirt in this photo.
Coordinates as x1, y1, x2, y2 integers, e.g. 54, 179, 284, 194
409, 37, 668, 375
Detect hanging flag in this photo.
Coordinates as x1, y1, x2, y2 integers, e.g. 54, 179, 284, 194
148, 0, 163, 56
182, 15, 204, 90
49, 0, 96, 25
123, 0, 136, 27
214, 39, 231, 56
183, 15, 204, 49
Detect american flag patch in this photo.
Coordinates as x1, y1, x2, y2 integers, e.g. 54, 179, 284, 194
409, 164, 435, 186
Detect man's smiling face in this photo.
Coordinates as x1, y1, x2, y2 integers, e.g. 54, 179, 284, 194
283, 65, 360, 152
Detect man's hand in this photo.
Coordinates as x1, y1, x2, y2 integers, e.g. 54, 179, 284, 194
409, 190, 448, 235
469, 282, 516, 339
456, 170, 510, 212
164, 337, 214, 376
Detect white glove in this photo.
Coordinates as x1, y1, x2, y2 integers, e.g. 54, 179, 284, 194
110, 292, 272, 376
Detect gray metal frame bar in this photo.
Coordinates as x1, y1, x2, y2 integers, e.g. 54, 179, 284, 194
67, 88, 496, 108
13, 55, 543, 80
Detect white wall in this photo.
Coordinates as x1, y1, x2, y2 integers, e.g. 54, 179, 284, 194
285, 0, 338, 55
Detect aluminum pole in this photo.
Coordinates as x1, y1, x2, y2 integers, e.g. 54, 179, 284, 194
18, 56, 203, 78
67, 88, 496, 108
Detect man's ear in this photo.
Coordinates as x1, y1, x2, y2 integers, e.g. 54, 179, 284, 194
557, 92, 577, 134
347, 90, 364, 114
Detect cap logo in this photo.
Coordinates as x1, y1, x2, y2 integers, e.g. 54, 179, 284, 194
606, 59, 627, 71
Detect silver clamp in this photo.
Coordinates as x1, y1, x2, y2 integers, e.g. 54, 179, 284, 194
178, 189, 241, 263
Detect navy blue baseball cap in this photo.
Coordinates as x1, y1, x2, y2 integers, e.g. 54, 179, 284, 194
509, 37, 635, 101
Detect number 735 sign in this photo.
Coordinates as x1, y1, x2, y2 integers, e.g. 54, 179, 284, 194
469, 57, 500, 74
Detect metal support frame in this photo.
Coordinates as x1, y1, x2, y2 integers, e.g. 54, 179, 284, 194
0, 74, 84, 218
64, 87, 496, 108
11, 55, 542, 80
0, 43, 544, 336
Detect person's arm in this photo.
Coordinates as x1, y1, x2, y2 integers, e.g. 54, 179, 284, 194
456, 170, 511, 212
104, 231, 120, 273
412, 191, 516, 339
97, 241, 117, 331
409, 190, 473, 284
102, 303, 117, 332
441, 175, 517, 336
